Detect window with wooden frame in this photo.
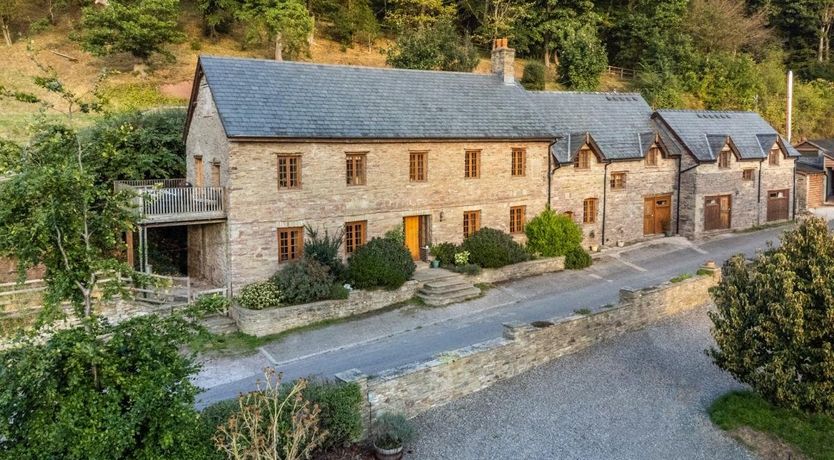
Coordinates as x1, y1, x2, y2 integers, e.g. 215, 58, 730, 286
277, 227, 303, 262
742, 169, 755, 181
511, 148, 526, 176
344, 221, 367, 254
277, 154, 301, 189
574, 148, 592, 170
463, 210, 481, 238
464, 150, 481, 178
645, 146, 660, 166
564, 210, 575, 221
610, 172, 627, 190
345, 153, 366, 186
194, 156, 204, 187
583, 198, 598, 224
769, 147, 781, 166
718, 150, 731, 169
409, 151, 427, 181
509, 206, 526, 233
211, 162, 221, 187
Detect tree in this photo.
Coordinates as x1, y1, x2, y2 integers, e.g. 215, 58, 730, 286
197, 0, 239, 39
76, 0, 185, 62
0, 0, 25, 45
237, 0, 314, 60
684, 0, 773, 55
524, 208, 583, 257
519, 0, 596, 68
520, 61, 546, 90
383, 0, 455, 31
708, 218, 834, 415
458, 0, 530, 45
558, 25, 607, 90
386, 20, 479, 71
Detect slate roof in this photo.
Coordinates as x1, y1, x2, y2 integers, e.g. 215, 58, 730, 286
525, 92, 660, 163
197, 55, 555, 140
654, 110, 800, 161
803, 139, 834, 154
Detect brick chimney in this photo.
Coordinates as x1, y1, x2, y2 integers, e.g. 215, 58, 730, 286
491, 38, 515, 85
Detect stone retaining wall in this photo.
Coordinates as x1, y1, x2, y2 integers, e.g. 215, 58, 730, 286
469, 257, 565, 284
231, 281, 420, 337
337, 264, 719, 426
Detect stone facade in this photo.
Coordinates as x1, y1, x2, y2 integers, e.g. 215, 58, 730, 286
337, 265, 720, 424
0, 257, 45, 284
231, 281, 420, 337
469, 257, 564, 285
797, 171, 825, 210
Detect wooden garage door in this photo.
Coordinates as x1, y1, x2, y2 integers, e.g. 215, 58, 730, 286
767, 189, 789, 222
704, 195, 731, 231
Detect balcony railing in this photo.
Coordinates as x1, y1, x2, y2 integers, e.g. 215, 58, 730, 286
115, 179, 226, 224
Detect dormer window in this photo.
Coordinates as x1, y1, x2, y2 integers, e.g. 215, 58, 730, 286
718, 150, 731, 169
574, 148, 592, 170
769, 147, 781, 166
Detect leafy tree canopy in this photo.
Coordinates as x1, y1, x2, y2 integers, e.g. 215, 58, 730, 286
386, 20, 479, 72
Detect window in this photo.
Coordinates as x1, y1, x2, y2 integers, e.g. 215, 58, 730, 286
610, 172, 627, 190
211, 162, 221, 187
277, 227, 303, 262
718, 150, 731, 169
345, 153, 366, 186
194, 156, 204, 187
583, 198, 598, 224
742, 169, 755, 181
277, 155, 301, 189
511, 148, 526, 176
345, 221, 367, 254
769, 147, 781, 166
463, 210, 481, 238
574, 148, 592, 170
465, 150, 480, 178
409, 151, 427, 181
509, 206, 526, 233
564, 210, 575, 221
645, 146, 660, 166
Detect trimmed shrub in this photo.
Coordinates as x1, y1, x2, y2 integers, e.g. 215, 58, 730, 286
461, 227, 529, 269
454, 250, 470, 266
565, 246, 592, 269
304, 225, 345, 281
449, 263, 481, 276
373, 413, 414, 450
430, 242, 458, 266
329, 283, 350, 300
236, 281, 282, 309
520, 61, 546, 90
347, 237, 416, 289
305, 381, 364, 450
525, 208, 583, 257
384, 224, 406, 246
271, 258, 334, 305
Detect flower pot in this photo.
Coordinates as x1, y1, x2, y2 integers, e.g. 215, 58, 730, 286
374, 443, 403, 460
590, 244, 599, 252
430, 259, 440, 268
616, 241, 625, 248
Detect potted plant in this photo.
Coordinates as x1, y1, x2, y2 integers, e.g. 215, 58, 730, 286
373, 413, 414, 460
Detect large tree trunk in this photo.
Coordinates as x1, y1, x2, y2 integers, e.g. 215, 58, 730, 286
1, 18, 11, 47
544, 48, 551, 68
275, 33, 283, 61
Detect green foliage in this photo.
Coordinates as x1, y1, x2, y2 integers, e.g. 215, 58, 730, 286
693, 52, 762, 110
271, 258, 334, 305
347, 237, 416, 289
669, 273, 693, 283
304, 225, 345, 281
454, 250, 470, 266
573, 307, 592, 315
321, 0, 379, 46
709, 390, 834, 460
197, 0, 239, 38
461, 227, 529, 269
76, 0, 186, 61
430, 242, 458, 266
99, 82, 185, 111
304, 381, 364, 450
237, 280, 283, 309
383, 0, 455, 31
708, 218, 834, 415
559, 26, 607, 90
384, 224, 405, 246
0, 315, 212, 459
373, 412, 414, 449
0, 139, 20, 173
237, 0, 314, 59
525, 208, 582, 257
564, 246, 591, 270
387, 20, 478, 72
190, 293, 230, 317
449, 263, 481, 276
521, 61, 546, 90
329, 283, 350, 300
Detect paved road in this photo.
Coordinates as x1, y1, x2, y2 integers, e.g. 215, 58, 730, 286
196, 223, 803, 406
408, 307, 753, 460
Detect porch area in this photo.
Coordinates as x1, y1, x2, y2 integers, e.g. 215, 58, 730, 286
114, 179, 226, 225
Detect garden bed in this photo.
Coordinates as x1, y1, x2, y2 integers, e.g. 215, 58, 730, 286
230, 281, 420, 337
467, 257, 565, 284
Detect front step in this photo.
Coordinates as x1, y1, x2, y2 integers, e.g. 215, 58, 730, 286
418, 286, 481, 307
201, 314, 238, 335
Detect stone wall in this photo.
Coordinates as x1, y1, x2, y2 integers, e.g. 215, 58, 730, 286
469, 257, 564, 285
231, 281, 420, 337
797, 171, 825, 210
337, 264, 720, 424
0, 257, 45, 284
187, 222, 228, 288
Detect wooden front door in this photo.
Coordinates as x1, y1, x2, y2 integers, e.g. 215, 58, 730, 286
404, 216, 421, 260
704, 195, 732, 231
767, 189, 789, 222
643, 194, 672, 235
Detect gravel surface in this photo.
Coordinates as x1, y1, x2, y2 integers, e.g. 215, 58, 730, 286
408, 307, 753, 460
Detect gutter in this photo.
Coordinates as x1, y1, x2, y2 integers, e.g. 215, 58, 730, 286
601, 160, 611, 244
546, 137, 562, 208
793, 163, 797, 219
675, 160, 699, 235
757, 159, 763, 226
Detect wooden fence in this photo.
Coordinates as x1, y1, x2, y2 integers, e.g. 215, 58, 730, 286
607, 65, 638, 80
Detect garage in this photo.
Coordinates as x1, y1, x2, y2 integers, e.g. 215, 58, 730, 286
766, 189, 790, 222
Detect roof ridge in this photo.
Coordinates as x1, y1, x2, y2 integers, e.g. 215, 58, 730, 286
535, 90, 644, 96
656, 108, 758, 114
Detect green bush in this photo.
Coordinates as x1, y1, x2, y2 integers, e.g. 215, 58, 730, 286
461, 227, 529, 269
525, 208, 583, 257
708, 218, 834, 415
329, 283, 350, 300
271, 258, 335, 305
189, 293, 230, 318
449, 263, 481, 276
386, 20, 478, 72
384, 224, 405, 246
565, 246, 592, 270
305, 381, 364, 450
347, 237, 416, 289
304, 225, 345, 281
236, 281, 282, 310
430, 242, 458, 266
373, 413, 414, 450
521, 61, 546, 90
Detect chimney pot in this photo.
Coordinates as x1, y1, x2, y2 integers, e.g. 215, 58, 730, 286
491, 37, 515, 85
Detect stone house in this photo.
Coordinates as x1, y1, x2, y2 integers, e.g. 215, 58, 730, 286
653, 110, 799, 237
793, 139, 834, 209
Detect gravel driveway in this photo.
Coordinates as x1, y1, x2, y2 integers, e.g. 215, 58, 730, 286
408, 307, 753, 460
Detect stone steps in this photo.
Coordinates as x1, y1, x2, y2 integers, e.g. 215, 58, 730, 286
417, 270, 481, 307
201, 314, 238, 335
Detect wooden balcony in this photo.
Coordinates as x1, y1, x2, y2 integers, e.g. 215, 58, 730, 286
115, 179, 226, 225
